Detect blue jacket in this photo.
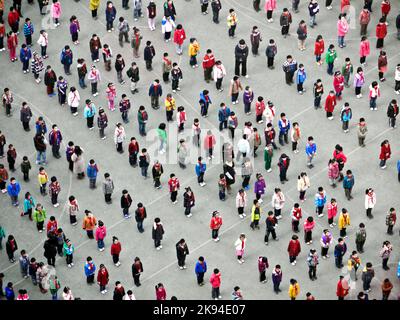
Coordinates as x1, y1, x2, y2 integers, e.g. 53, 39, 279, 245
84, 104, 97, 118
218, 107, 231, 122
86, 164, 98, 178
23, 197, 36, 213
84, 262, 96, 277
278, 119, 291, 134
305, 142, 316, 156
5, 287, 15, 300
398, 160, 400, 173
195, 162, 206, 176
296, 69, 307, 84
343, 175, 354, 189
314, 193, 327, 207
199, 92, 212, 107
334, 243, 347, 257
105, 7, 117, 22
60, 49, 73, 65
148, 84, 163, 97
20, 48, 32, 61
195, 261, 207, 274
397, 261, 400, 279
341, 108, 352, 122
7, 182, 21, 197
23, 22, 34, 36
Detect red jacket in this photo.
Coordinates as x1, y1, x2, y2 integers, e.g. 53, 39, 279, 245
173, 29, 186, 45
204, 135, 216, 149
381, 1, 391, 15
333, 76, 344, 93
210, 272, 221, 288
156, 287, 166, 300
314, 39, 324, 55
168, 177, 180, 192
336, 279, 349, 298
287, 240, 301, 257
333, 150, 347, 164
111, 242, 122, 255
324, 95, 337, 113
7, 11, 19, 27
210, 216, 222, 230
202, 54, 215, 69
376, 23, 387, 39
97, 268, 109, 286
340, 0, 350, 11
46, 221, 58, 234
379, 144, 391, 160
97, 269, 109, 286
255, 101, 265, 116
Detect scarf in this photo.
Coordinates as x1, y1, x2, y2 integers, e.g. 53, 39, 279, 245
295, 127, 301, 139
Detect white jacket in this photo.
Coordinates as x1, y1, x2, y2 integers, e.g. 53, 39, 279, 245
395, 68, 400, 81
67, 90, 80, 108
297, 175, 310, 192
272, 192, 285, 210
234, 238, 246, 251
114, 127, 126, 143
237, 139, 250, 154
213, 64, 226, 81
364, 193, 376, 209
161, 17, 176, 33
262, 106, 275, 124
37, 33, 49, 47
235, 192, 247, 208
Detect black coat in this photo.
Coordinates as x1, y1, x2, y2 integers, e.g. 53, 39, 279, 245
387, 104, 399, 118
183, 192, 195, 208
120, 194, 132, 209
152, 224, 164, 241
223, 163, 236, 185
115, 59, 125, 72
43, 240, 57, 259
234, 45, 249, 62
6, 239, 18, 255
33, 134, 46, 152
176, 242, 189, 260
44, 71, 57, 86
144, 45, 156, 61
20, 107, 33, 123
131, 261, 144, 277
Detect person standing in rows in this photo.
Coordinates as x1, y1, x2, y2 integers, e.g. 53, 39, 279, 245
381, 278, 393, 300
111, 236, 122, 267
97, 108, 108, 140
97, 264, 109, 294
376, 17, 387, 49
6, 144, 17, 173
282, 55, 297, 85
287, 235, 301, 265
114, 54, 126, 84
320, 229, 333, 259
347, 251, 361, 281
234, 39, 248, 77
144, 40, 156, 71
227, 9, 238, 38
19, 44, 31, 74
176, 238, 189, 270
234, 234, 246, 264
359, 5, 370, 36
265, 211, 278, 245
288, 279, 300, 300
280, 8, 292, 38
304, 216, 315, 245
355, 223, 367, 253
152, 218, 164, 250
379, 139, 391, 169
134, 202, 146, 233
334, 237, 347, 268
117, 17, 129, 47
307, 249, 319, 281
68, 195, 79, 225
88, 65, 100, 96
278, 153, 290, 184
336, 276, 349, 300
95, 220, 107, 251
82, 210, 97, 239
387, 99, 398, 129
296, 20, 307, 51
105, 1, 116, 32
380, 240, 393, 270
130, 257, 143, 287
342, 169, 354, 200
362, 262, 374, 292
86, 159, 99, 189
385, 208, 396, 235
120, 189, 132, 219
102, 44, 113, 71
127, 62, 140, 94
291, 203, 302, 233
85, 257, 96, 285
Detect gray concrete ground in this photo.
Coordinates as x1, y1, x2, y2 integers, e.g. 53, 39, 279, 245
0, 0, 400, 300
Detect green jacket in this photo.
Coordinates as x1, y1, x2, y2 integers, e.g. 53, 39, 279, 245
33, 209, 46, 223
0, 226, 5, 239
157, 128, 167, 142
325, 50, 337, 64
49, 278, 61, 294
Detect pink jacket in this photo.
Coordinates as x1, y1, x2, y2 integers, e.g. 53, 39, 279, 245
95, 226, 107, 241
327, 203, 338, 220
359, 40, 370, 57
210, 272, 221, 288
328, 162, 339, 179
337, 19, 349, 36
304, 220, 315, 232
51, 3, 62, 19
264, 0, 277, 11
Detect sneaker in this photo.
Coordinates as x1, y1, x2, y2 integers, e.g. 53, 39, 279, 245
183, 265, 187, 269
179, 266, 184, 270
39, 230, 43, 233
242, 213, 247, 217
318, 214, 324, 218
265, 242, 269, 245
68, 264, 72, 268
241, 259, 245, 263
329, 224, 334, 228
332, 222, 337, 226
187, 213, 193, 217
156, 246, 161, 250
237, 259, 243, 264
291, 262, 296, 266
53, 203, 60, 208
239, 214, 244, 219
215, 237, 220, 242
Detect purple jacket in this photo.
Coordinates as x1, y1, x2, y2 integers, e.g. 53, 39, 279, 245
243, 90, 254, 105
254, 179, 266, 195
70, 23, 79, 35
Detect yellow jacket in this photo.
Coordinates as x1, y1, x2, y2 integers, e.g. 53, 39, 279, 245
338, 213, 350, 230
251, 205, 261, 222
38, 172, 49, 185
227, 13, 238, 27
89, 0, 100, 10
188, 43, 200, 57
288, 283, 300, 299
165, 98, 176, 111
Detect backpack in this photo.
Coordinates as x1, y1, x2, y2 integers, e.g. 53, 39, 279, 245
126, 68, 133, 78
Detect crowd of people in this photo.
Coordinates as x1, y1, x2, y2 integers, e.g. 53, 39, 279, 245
0, 0, 400, 300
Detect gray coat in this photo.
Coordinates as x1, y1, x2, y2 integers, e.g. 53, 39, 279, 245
71, 153, 85, 174
178, 144, 188, 164
20, 106, 33, 123
102, 178, 114, 195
